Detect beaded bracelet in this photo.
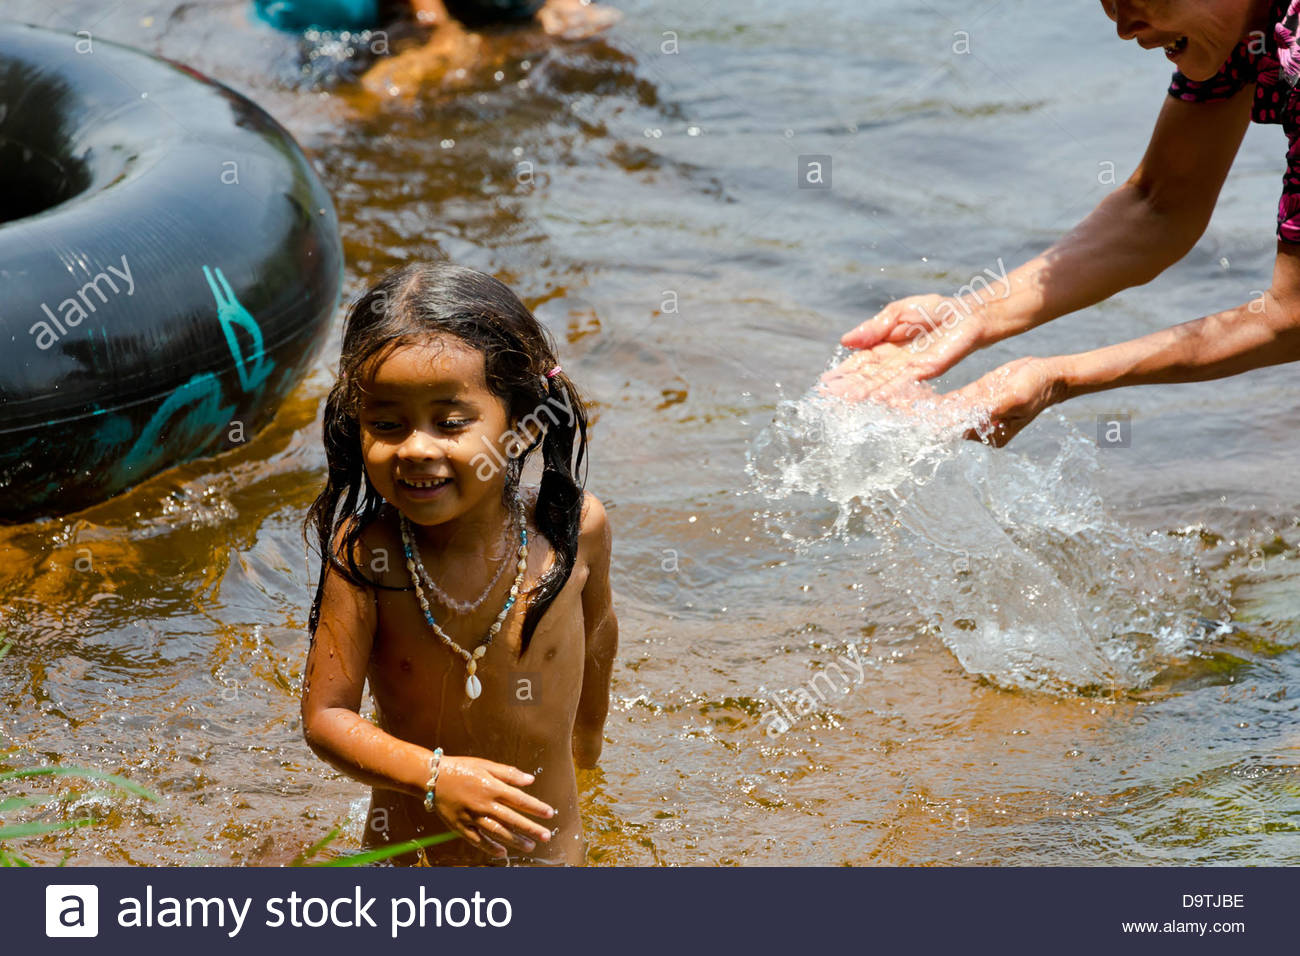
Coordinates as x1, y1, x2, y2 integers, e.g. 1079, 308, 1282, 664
422, 747, 443, 813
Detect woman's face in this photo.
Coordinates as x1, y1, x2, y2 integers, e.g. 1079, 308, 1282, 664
1100, 0, 1266, 82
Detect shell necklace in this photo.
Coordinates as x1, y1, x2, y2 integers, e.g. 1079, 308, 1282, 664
399, 499, 528, 701
407, 508, 518, 614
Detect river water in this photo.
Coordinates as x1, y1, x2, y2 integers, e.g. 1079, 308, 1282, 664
2, 0, 1298, 865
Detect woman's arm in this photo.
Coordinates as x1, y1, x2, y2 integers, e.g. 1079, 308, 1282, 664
827, 86, 1255, 399
949, 243, 1300, 446
977, 86, 1257, 345
1057, 242, 1300, 395
573, 494, 617, 769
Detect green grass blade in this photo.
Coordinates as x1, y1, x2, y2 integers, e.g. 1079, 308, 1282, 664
0, 790, 117, 813
289, 826, 341, 866
310, 831, 462, 867
0, 847, 33, 867
0, 818, 96, 840
0, 767, 160, 802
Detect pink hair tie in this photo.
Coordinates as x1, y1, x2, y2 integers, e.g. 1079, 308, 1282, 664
545, 365, 562, 379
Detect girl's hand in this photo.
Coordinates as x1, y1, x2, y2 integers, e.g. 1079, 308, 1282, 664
943, 356, 1064, 447
432, 756, 557, 858
822, 294, 986, 402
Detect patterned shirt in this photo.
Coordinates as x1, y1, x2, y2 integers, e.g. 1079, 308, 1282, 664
1169, 0, 1300, 241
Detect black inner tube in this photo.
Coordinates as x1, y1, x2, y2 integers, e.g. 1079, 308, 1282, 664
0, 68, 92, 224
0, 141, 83, 223
0, 23, 342, 523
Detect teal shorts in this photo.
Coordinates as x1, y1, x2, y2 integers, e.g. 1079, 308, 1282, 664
252, 0, 546, 32
251, 0, 379, 32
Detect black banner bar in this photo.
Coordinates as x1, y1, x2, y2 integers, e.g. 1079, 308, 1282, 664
5, 866, 1294, 954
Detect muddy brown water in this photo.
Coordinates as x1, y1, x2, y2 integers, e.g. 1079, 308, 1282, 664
1, 0, 1297, 865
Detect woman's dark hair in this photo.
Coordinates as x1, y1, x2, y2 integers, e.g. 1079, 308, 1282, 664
304, 263, 588, 654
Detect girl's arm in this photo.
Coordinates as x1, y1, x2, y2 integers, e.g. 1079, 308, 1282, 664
573, 495, 617, 769
301, 541, 431, 797
301, 530, 557, 857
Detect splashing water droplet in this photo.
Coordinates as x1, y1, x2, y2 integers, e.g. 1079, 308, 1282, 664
747, 386, 1226, 691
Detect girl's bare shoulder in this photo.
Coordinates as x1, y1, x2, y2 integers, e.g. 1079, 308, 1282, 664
578, 492, 612, 568
331, 507, 406, 591
516, 486, 609, 580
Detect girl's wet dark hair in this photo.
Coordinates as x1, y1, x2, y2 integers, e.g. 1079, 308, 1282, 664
304, 263, 589, 653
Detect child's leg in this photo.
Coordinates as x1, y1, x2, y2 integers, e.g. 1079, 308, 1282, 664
354, 0, 617, 99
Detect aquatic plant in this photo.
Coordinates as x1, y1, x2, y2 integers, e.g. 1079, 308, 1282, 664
291, 826, 461, 867
1, 755, 460, 866
0, 762, 162, 866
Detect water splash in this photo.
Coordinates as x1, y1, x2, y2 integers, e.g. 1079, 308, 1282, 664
292, 28, 388, 88
747, 388, 1228, 692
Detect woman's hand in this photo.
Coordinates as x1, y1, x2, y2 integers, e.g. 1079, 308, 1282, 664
821, 294, 987, 401
943, 356, 1064, 447
432, 756, 557, 859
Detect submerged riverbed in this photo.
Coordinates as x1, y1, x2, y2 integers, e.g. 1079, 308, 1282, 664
1, 0, 1297, 865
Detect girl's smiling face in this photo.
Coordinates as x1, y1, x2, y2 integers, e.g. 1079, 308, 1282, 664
357, 336, 514, 526
1100, 0, 1266, 81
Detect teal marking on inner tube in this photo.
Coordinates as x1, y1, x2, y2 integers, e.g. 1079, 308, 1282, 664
91, 413, 135, 448
95, 267, 273, 486
115, 372, 237, 480
204, 265, 274, 393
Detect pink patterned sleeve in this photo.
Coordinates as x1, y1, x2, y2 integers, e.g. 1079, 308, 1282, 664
1277, 136, 1300, 243
1168, 40, 1257, 102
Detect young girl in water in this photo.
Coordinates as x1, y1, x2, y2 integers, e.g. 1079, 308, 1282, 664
301, 263, 617, 865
